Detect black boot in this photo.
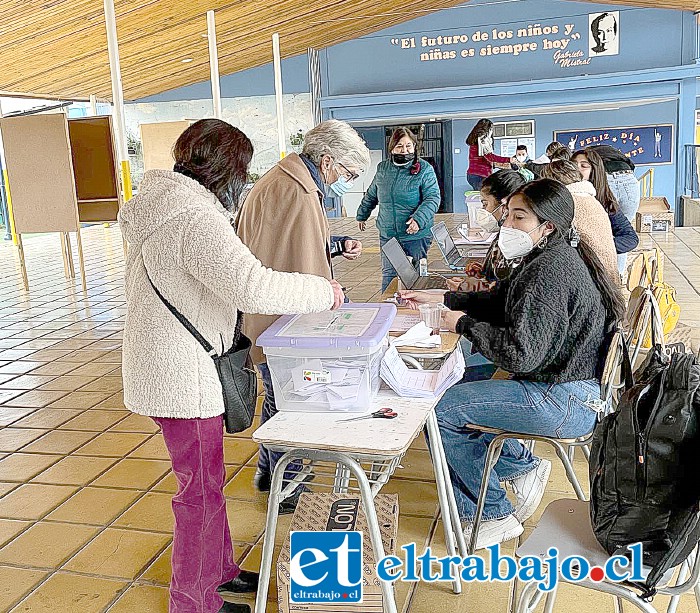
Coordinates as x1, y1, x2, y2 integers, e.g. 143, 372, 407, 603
253, 469, 271, 493
218, 570, 259, 595
218, 602, 251, 613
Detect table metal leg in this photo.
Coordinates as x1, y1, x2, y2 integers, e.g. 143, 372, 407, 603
426, 412, 463, 594
255, 451, 294, 613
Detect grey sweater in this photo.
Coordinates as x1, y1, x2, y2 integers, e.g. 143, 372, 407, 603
445, 235, 608, 383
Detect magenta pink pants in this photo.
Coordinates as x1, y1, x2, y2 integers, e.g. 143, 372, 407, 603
154, 415, 240, 613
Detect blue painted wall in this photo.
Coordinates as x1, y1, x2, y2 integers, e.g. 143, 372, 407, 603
452, 100, 679, 212
134, 54, 309, 103
324, 0, 688, 97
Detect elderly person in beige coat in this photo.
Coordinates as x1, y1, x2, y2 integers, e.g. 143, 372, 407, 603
118, 119, 343, 613
540, 160, 619, 281
237, 120, 370, 508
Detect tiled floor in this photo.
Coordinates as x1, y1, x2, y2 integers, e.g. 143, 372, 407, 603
0, 219, 699, 612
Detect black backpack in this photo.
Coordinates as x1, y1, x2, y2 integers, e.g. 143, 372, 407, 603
589, 341, 700, 597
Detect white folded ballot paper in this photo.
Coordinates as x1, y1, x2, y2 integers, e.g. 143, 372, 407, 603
391, 322, 442, 348
380, 344, 465, 398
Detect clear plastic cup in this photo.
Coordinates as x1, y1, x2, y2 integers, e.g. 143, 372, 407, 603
467, 201, 480, 228
418, 303, 442, 335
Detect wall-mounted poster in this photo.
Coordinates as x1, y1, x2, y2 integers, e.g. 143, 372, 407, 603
553, 125, 673, 165
589, 11, 619, 57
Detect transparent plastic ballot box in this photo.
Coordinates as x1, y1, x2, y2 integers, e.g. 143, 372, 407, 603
256, 303, 397, 413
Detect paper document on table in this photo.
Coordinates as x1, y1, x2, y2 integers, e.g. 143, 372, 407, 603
456, 228, 498, 244
390, 313, 421, 333
391, 322, 441, 348
380, 344, 465, 398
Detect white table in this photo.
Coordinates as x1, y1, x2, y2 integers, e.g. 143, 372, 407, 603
251, 390, 467, 613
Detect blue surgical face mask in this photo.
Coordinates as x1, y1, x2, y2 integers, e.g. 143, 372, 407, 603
328, 169, 355, 196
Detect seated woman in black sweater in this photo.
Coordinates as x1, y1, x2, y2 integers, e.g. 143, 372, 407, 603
400, 179, 624, 550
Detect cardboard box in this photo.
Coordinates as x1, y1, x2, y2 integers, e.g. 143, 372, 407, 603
277, 493, 399, 613
635, 197, 674, 233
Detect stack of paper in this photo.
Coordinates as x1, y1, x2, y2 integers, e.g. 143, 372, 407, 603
391, 322, 441, 348
282, 359, 365, 404
456, 228, 498, 244
380, 345, 465, 398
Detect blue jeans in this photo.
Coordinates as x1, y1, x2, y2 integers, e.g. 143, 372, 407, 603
607, 172, 640, 273
435, 378, 599, 521
256, 363, 303, 480
467, 174, 485, 191
380, 236, 432, 292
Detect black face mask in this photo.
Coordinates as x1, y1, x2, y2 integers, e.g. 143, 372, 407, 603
392, 153, 413, 165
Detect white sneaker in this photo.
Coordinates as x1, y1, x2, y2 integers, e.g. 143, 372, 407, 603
463, 514, 524, 550
511, 459, 551, 523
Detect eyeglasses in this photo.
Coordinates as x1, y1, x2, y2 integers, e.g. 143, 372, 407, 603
336, 162, 359, 182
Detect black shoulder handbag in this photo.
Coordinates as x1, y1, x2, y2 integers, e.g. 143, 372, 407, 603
147, 275, 257, 434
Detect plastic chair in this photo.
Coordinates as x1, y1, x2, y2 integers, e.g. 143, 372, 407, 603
465, 328, 626, 555
515, 499, 700, 613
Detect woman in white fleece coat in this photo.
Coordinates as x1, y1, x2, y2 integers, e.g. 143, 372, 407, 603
540, 160, 619, 281
118, 120, 342, 613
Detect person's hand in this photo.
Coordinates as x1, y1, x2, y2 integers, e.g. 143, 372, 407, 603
358, 221, 367, 232
329, 280, 345, 310
406, 218, 419, 235
342, 239, 362, 260
446, 277, 465, 292
510, 156, 524, 167
442, 309, 464, 333
465, 261, 484, 277
397, 289, 445, 310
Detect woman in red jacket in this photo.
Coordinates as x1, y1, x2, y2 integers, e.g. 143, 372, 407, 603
466, 118, 517, 191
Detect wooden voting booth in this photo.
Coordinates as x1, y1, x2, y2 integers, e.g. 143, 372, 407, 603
0, 113, 121, 292
140, 120, 191, 171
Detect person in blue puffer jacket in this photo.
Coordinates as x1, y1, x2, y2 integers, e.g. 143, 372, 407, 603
356, 127, 441, 292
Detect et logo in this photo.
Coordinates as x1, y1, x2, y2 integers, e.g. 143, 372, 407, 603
289, 531, 363, 603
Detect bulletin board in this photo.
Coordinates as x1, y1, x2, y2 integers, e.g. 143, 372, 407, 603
68, 116, 121, 222
0, 114, 79, 234
140, 120, 191, 172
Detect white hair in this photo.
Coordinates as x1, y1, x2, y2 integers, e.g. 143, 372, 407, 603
301, 120, 371, 172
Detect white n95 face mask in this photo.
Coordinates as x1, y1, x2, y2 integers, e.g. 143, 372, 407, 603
475, 208, 500, 233
498, 224, 545, 260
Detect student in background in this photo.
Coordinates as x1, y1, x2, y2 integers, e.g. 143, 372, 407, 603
525, 145, 571, 178
465, 118, 517, 191
238, 120, 369, 510
400, 179, 624, 549
573, 147, 639, 272
356, 127, 441, 292
590, 143, 640, 223
515, 145, 530, 164
540, 160, 618, 280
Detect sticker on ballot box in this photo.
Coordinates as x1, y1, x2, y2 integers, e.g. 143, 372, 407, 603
303, 369, 331, 384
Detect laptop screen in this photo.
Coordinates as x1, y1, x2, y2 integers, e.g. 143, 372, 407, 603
431, 222, 458, 262
380, 238, 419, 288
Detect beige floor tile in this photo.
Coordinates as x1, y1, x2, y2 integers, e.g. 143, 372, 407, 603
108, 584, 169, 613
77, 376, 123, 393
0, 375, 56, 391
0, 518, 31, 547
0, 481, 19, 497
128, 435, 170, 460
0, 453, 63, 482
110, 412, 160, 433
223, 438, 259, 465
64, 528, 170, 580
0, 361, 46, 376
139, 544, 172, 586
0, 566, 48, 612
226, 498, 268, 544
151, 472, 178, 494
0, 389, 25, 405
0, 484, 78, 520
224, 466, 267, 502
0, 521, 99, 568
68, 363, 120, 377
0, 407, 36, 426
0, 428, 50, 452
38, 375, 97, 391
57, 409, 129, 431
113, 492, 174, 533
381, 479, 439, 518
47, 390, 114, 409
4, 390, 68, 409
21, 430, 97, 455
29, 362, 79, 377
92, 458, 171, 490
93, 391, 126, 409
12, 408, 84, 430
10, 572, 127, 613
73, 432, 150, 457
32, 455, 118, 486
46, 487, 141, 525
